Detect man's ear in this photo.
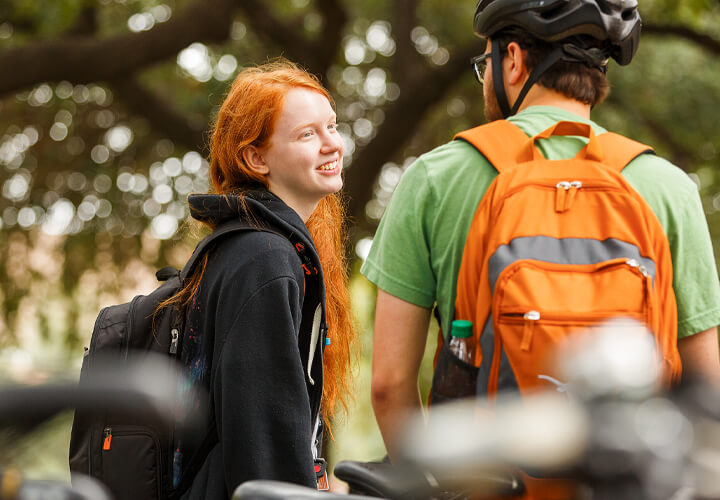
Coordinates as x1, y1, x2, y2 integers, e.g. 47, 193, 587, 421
505, 41, 529, 86
242, 146, 270, 175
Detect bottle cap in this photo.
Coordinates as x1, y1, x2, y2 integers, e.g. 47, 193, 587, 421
451, 319, 473, 338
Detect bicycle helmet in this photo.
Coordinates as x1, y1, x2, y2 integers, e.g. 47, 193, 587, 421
474, 0, 641, 65
472, 0, 641, 118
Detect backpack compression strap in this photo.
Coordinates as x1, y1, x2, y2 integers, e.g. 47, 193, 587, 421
454, 120, 654, 173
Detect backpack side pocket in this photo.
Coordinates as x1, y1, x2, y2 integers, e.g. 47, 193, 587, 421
99, 425, 164, 500
430, 339, 479, 405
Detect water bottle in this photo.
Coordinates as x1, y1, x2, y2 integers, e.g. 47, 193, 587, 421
449, 319, 474, 364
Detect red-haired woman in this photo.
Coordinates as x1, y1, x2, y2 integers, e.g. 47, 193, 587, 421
171, 59, 355, 499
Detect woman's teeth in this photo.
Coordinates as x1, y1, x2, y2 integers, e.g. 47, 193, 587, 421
318, 160, 338, 171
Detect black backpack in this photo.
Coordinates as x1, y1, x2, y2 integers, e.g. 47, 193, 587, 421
68, 218, 319, 500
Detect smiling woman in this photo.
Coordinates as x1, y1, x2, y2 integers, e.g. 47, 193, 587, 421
242, 87, 344, 221
158, 59, 357, 499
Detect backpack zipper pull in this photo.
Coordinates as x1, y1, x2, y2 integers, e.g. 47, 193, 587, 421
565, 181, 582, 211
626, 258, 650, 277
103, 427, 112, 451
555, 181, 582, 212
521, 310, 540, 351
555, 181, 570, 212
169, 328, 179, 355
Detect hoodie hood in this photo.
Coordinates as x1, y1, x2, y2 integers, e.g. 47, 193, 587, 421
188, 189, 312, 247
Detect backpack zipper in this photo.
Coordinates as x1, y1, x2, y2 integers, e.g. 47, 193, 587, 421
169, 328, 179, 355
103, 426, 113, 450
500, 179, 624, 215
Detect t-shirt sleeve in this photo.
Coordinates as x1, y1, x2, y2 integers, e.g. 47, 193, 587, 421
626, 157, 720, 338
667, 187, 720, 337
361, 158, 437, 308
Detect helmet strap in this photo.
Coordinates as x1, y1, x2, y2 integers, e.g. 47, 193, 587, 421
509, 46, 565, 116
491, 39, 512, 118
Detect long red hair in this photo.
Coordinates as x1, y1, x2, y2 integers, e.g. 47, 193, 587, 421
190, 59, 355, 421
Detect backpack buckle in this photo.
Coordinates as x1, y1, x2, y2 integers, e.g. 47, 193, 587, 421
314, 458, 328, 490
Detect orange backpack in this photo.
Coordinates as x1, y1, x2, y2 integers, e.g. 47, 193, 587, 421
431, 120, 682, 500
440, 119, 681, 402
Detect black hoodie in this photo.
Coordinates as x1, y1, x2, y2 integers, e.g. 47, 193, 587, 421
178, 189, 326, 499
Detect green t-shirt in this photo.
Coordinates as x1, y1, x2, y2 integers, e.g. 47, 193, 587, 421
361, 106, 720, 339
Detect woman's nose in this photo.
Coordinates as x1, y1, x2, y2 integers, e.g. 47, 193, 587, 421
321, 131, 344, 154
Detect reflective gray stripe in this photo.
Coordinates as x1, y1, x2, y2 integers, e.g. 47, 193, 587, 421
488, 236, 656, 291
476, 314, 519, 397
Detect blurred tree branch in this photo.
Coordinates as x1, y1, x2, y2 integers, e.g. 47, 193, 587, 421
236, 0, 347, 77
0, 0, 235, 96
643, 23, 720, 56
393, 0, 423, 87
65, 2, 98, 37
315, 0, 349, 75
111, 77, 210, 155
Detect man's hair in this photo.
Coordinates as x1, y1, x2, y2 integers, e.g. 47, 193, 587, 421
494, 29, 610, 107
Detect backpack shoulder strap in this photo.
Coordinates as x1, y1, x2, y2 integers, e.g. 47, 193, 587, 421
595, 132, 655, 172
453, 120, 529, 173
180, 219, 279, 280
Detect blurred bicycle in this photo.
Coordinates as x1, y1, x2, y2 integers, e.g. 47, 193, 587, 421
0, 355, 205, 500
234, 320, 720, 500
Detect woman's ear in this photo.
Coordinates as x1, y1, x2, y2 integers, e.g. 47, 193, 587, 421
505, 41, 529, 86
242, 146, 270, 175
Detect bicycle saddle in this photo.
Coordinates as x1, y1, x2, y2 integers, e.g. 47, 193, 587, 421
334, 460, 526, 499
334, 460, 442, 499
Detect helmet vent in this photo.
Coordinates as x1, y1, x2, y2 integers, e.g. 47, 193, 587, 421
539, 4, 566, 20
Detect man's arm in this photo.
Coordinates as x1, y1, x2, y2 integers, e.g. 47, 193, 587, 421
678, 326, 720, 383
371, 289, 432, 461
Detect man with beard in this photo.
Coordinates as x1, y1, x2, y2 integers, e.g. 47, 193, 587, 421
361, 0, 720, 466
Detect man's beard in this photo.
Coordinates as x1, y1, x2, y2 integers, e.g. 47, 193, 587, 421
484, 76, 504, 122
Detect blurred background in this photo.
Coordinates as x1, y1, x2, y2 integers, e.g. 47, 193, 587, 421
0, 0, 719, 484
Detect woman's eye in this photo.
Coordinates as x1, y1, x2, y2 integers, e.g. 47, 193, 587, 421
328, 123, 337, 131
302, 130, 314, 138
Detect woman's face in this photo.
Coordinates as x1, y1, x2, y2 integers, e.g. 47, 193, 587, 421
257, 88, 344, 220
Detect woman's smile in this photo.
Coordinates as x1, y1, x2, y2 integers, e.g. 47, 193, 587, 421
317, 159, 340, 173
